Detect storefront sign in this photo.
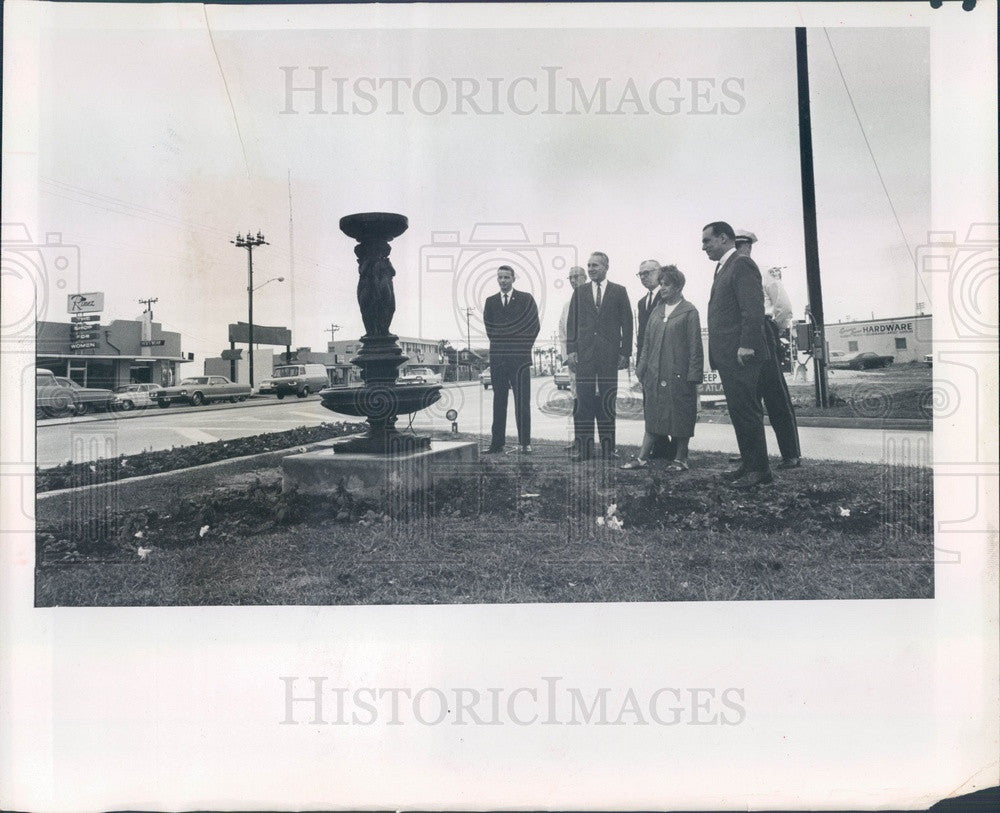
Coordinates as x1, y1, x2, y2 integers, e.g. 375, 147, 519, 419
67, 292, 104, 314
70, 314, 100, 323
838, 321, 914, 338
140, 340, 165, 347
700, 370, 725, 396
70, 341, 97, 349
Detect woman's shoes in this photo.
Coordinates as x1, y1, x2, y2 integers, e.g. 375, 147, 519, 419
620, 458, 648, 470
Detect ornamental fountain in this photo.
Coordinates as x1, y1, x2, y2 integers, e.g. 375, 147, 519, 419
318, 212, 441, 452
281, 212, 476, 496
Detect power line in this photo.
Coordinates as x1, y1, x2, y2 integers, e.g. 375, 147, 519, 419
822, 27, 930, 306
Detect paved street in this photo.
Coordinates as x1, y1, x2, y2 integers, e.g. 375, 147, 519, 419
35, 378, 932, 469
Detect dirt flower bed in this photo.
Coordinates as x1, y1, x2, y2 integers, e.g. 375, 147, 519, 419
35, 446, 933, 604
35, 420, 366, 493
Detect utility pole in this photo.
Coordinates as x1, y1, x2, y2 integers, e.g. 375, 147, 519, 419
795, 27, 830, 408
138, 297, 158, 318
231, 230, 268, 388
324, 324, 342, 361
460, 307, 474, 351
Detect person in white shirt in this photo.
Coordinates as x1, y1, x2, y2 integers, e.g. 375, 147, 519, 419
734, 230, 801, 468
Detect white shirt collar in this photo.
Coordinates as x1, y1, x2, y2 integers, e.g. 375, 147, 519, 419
717, 247, 737, 268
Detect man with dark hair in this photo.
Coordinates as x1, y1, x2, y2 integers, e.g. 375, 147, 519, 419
482, 265, 540, 454
566, 251, 633, 461
733, 229, 801, 468
702, 221, 772, 486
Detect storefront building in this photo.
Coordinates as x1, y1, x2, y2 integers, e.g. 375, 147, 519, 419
327, 336, 446, 374
825, 314, 932, 363
36, 318, 192, 388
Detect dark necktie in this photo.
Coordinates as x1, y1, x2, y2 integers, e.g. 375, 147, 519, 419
502, 293, 508, 307
595, 282, 602, 309
714, 262, 721, 279
647, 292, 653, 310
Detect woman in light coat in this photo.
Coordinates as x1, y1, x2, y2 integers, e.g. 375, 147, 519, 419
624, 265, 704, 470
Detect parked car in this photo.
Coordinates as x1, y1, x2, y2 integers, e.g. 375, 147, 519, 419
398, 366, 443, 385
156, 376, 252, 407
480, 368, 491, 389
554, 366, 571, 390
828, 351, 894, 370
36, 369, 114, 417
924, 353, 933, 367
112, 383, 162, 411
257, 363, 329, 399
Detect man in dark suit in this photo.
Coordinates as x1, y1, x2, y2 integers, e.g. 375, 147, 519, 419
635, 259, 661, 367
566, 251, 633, 460
482, 265, 540, 454
703, 221, 773, 486
635, 259, 676, 461
734, 229, 801, 469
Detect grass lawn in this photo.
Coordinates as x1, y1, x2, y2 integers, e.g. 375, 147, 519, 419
36, 439, 933, 606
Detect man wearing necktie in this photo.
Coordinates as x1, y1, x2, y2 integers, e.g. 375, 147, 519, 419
566, 251, 633, 460
703, 221, 773, 486
482, 265, 540, 454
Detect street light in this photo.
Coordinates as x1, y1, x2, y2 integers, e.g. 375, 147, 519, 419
231, 230, 269, 388
253, 276, 285, 292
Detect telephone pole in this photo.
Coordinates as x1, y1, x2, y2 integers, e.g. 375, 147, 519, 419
138, 297, 158, 319
460, 306, 475, 351
231, 230, 269, 388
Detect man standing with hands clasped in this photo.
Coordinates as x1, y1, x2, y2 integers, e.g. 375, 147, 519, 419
703, 222, 773, 486
482, 265, 540, 455
566, 251, 633, 461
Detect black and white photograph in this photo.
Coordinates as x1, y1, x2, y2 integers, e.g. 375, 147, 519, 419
1, 1, 996, 810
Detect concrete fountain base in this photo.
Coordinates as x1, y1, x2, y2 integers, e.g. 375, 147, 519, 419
280, 438, 479, 498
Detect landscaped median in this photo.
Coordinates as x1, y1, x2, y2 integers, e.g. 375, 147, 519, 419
35, 435, 933, 606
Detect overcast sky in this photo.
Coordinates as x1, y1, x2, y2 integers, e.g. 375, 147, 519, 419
25, 13, 927, 362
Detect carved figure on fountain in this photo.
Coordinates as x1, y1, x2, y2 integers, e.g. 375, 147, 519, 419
356, 242, 397, 338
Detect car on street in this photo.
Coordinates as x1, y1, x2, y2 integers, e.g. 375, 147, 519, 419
256, 363, 330, 399
554, 366, 571, 390
156, 375, 252, 407
398, 366, 443, 385
36, 369, 115, 417
112, 383, 162, 411
480, 368, 491, 389
828, 351, 894, 370
924, 353, 933, 366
